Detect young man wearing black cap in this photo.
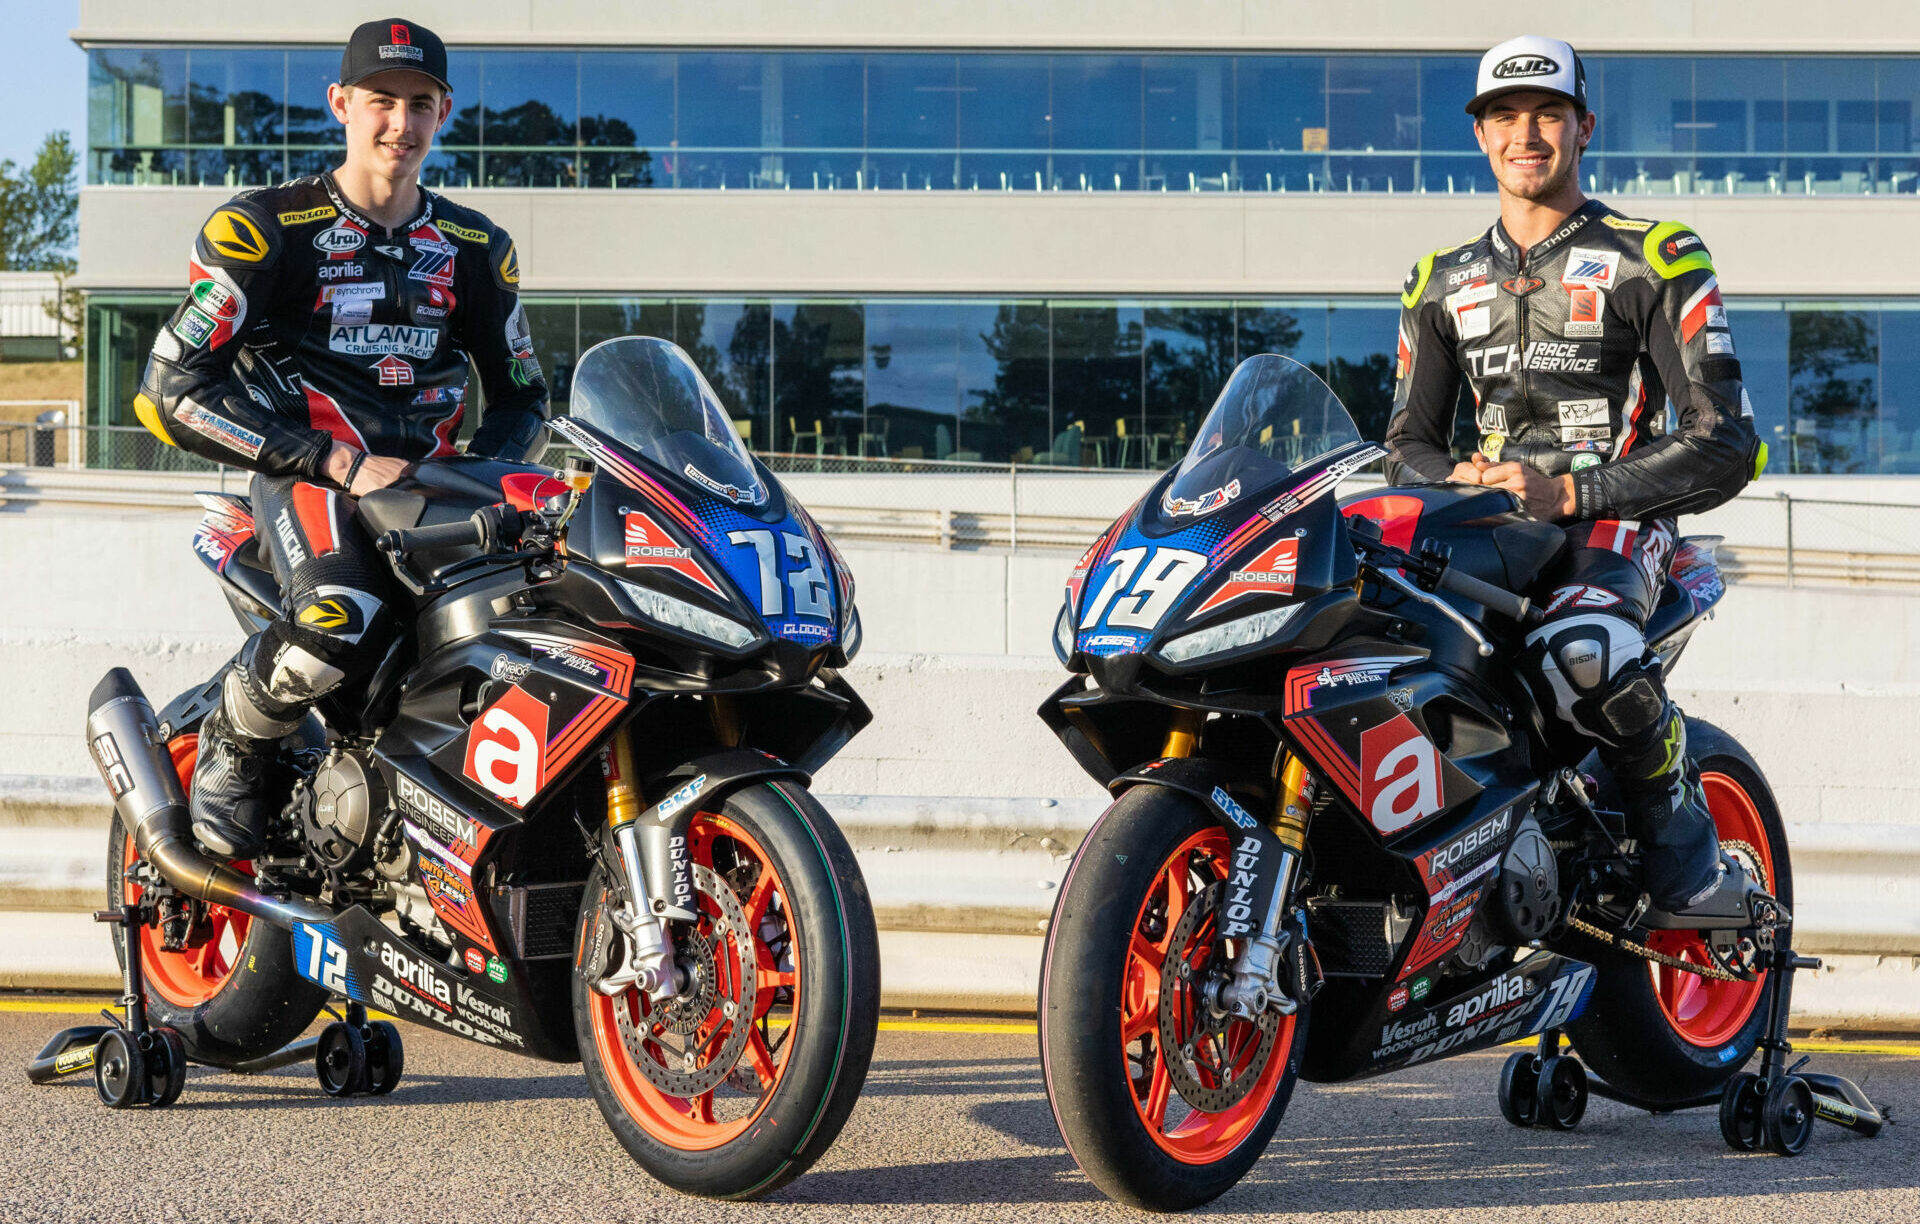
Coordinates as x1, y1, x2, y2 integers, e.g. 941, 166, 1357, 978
134, 18, 549, 857
1383, 35, 1770, 916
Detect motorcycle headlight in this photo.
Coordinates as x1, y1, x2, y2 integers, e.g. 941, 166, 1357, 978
841, 604, 863, 662
1154, 603, 1303, 666
1053, 601, 1075, 664
616, 578, 759, 650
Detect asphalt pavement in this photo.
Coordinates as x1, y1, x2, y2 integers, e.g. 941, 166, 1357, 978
1, 998, 1914, 1223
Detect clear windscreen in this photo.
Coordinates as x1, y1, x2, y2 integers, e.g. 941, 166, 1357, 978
1162, 354, 1365, 516
569, 336, 766, 505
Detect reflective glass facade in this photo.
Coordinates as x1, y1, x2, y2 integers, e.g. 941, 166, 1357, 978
85, 295, 1920, 474
87, 48, 1920, 195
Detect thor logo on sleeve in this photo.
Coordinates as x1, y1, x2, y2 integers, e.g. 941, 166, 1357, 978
463, 685, 550, 809
1360, 715, 1445, 834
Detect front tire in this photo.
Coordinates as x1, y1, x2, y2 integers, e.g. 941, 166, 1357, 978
1039, 786, 1306, 1212
1567, 718, 1793, 1105
574, 780, 880, 1200
106, 734, 327, 1067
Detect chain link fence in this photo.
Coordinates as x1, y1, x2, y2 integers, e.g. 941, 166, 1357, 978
9, 426, 1920, 586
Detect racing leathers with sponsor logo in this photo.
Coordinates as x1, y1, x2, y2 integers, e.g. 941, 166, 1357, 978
135, 171, 549, 857
1383, 198, 1764, 912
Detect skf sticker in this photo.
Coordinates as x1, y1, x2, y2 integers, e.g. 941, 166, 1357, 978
202, 209, 270, 263
277, 204, 338, 226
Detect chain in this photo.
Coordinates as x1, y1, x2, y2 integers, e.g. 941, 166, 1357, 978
1567, 915, 1742, 982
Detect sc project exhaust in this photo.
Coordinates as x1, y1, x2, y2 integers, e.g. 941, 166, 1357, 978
85, 667, 331, 929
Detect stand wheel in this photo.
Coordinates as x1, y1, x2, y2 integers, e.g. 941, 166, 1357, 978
93, 1028, 147, 1109
1538, 1055, 1589, 1131
316, 1020, 369, 1098
365, 1020, 405, 1095
1763, 1075, 1816, 1156
1498, 1052, 1541, 1127
147, 1027, 188, 1109
1718, 1071, 1765, 1151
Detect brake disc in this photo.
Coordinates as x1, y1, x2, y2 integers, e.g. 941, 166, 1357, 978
1157, 880, 1281, 1114
613, 863, 757, 1099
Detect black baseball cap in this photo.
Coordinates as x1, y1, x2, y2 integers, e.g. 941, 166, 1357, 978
340, 18, 451, 93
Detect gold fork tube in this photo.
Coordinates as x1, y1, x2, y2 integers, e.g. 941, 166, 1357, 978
1162, 709, 1203, 758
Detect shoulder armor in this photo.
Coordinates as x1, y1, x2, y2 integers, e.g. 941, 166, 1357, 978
1402, 234, 1488, 309
489, 230, 521, 292
1642, 221, 1715, 279
194, 199, 278, 269
1601, 214, 1654, 232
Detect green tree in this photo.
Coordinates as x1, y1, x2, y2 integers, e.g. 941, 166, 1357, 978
0, 132, 79, 271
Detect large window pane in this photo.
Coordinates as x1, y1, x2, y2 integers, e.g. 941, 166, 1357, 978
1786, 58, 1874, 193
1693, 58, 1781, 193
1588, 56, 1690, 194
286, 50, 344, 152
1725, 306, 1790, 461
1237, 56, 1326, 192
480, 52, 577, 186
867, 54, 959, 190
957, 54, 1049, 190
1789, 306, 1879, 472
774, 302, 865, 452
967, 302, 1050, 461
1420, 56, 1494, 194
88, 48, 186, 182
673, 302, 771, 445
579, 52, 674, 170
1325, 303, 1397, 445
1876, 308, 1920, 471
863, 300, 1002, 460
1143, 304, 1237, 468
187, 49, 283, 148
1051, 56, 1139, 190
1049, 303, 1142, 467
677, 53, 770, 188
1328, 57, 1416, 191
1143, 57, 1231, 192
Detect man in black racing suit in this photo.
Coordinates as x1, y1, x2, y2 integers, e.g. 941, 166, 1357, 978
1383, 35, 1768, 915
134, 19, 549, 857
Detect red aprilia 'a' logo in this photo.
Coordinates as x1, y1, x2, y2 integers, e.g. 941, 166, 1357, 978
463, 685, 548, 808
1360, 714, 1444, 834
391, 24, 412, 45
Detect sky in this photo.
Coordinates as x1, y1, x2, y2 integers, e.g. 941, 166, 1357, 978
1, 2, 86, 171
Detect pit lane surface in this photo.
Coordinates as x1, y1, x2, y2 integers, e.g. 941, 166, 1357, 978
2, 999, 1913, 1224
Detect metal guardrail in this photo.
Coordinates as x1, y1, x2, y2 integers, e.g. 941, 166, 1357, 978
8, 444, 1920, 588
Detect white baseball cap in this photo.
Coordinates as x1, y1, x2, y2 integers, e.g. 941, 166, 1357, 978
1467, 34, 1587, 115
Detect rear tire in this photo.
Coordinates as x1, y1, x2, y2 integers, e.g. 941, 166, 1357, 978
1567, 719, 1792, 1106
106, 733, 327, 1068
1039, 786, 1306, 1212
574, 781, 880, 1199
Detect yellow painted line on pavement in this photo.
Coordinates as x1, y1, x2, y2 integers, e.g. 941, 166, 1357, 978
1500, 1036, 1920, 1057
879, 1019, 1036, 1035
0, 998, 398, 1021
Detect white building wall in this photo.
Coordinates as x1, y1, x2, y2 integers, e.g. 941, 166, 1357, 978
76, 187, 1920, 298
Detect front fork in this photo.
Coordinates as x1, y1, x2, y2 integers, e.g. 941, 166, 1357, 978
592, 726, 682, 1000
1163, 711, 1316, 1020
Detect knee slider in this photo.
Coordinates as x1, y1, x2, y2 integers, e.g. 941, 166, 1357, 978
1590, 664, 1669, 743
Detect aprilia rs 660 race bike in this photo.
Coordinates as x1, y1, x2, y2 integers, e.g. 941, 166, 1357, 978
1037, 355, 1796, 1210
83, 337, 879, 1198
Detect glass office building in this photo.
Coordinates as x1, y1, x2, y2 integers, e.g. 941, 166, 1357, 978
74, 27, 1920, 475
88, 48, 1920, 196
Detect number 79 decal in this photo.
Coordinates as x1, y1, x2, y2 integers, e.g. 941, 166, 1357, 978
1080, 546, 1208, 631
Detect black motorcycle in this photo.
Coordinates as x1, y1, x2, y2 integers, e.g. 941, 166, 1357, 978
1036, 354, 1805, 1210
81, 336, 879, 1199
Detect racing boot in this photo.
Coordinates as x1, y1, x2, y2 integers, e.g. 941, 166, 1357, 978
1608, 706, 1770, 921
189, 666, 298, 859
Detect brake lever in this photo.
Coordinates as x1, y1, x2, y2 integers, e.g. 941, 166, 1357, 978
1369, 563, 1497, 658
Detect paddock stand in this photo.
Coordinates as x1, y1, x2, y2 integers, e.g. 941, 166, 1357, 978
25, 900, 405, 1104
25, 901, 188, 1108
1498, 926, 1891, 1155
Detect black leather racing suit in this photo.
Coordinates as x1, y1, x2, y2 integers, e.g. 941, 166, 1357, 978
1383, 197, 1764, 909
135, 171, 549, 854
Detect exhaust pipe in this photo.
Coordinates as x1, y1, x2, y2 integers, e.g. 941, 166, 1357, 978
86, 668, 332, 930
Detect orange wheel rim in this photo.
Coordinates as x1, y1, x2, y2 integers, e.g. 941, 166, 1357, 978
588, 812, 801, 1151
1121, 826, 1297, 1164
1645, 771, 1777, 1048
122, 735, 255, 1008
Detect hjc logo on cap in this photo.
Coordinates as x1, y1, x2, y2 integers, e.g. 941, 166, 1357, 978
1494, 54, 1559, 80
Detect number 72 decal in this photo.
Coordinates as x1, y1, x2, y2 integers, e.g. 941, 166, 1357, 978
728, 529, 832, 619
1079, 546, 1209, 631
